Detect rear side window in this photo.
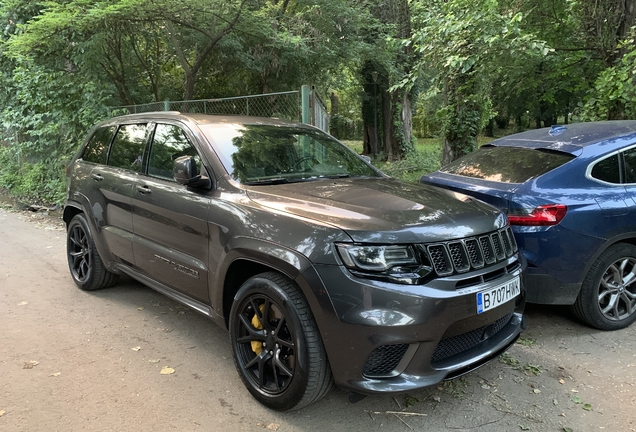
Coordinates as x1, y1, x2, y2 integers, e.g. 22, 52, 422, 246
440, 146, 575, 183
147, 124, 201, 181
108, 124, 148, 172
82, 126, 115, 164
622, 148, 636, 183
590, 154, 620, 184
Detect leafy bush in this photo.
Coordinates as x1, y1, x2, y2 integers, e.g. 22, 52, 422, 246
378, 145, 441, 183
0, 146, 66, 204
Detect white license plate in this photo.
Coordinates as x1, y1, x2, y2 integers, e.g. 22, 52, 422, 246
476, 277, 521, 314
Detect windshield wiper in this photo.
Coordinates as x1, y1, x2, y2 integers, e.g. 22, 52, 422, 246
243, 178, 291, 185
323, 174, 350, 179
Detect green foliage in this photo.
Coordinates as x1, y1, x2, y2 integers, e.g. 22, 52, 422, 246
499, 352, 542, 375
0, 147, 66, 203
0, 0, 634, 202
516, 336, 537, 347
582, 31, 636, 120
378, 142, 440, 182
407, 0, 550, 163
404, 394, 419, 407
442, 377, 468, 398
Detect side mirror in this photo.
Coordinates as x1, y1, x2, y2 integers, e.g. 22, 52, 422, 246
173, 156, 212, 189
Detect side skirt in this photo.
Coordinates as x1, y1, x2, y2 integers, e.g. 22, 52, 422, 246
113, 263, 226, 329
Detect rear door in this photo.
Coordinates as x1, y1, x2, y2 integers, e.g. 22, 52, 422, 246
84, 123, 149, 265
131, 122, 211, 303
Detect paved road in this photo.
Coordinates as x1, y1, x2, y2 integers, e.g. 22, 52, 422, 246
1, 207, 636, 431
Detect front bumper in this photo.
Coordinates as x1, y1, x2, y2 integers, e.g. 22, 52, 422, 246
306, 254, 526, 394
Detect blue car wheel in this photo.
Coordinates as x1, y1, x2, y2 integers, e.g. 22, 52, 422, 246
573, 243, 636, 330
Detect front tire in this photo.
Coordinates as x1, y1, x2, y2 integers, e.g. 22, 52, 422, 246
66, 213, 118, 291
573, 243, 636, 330
229, 272, 333, 410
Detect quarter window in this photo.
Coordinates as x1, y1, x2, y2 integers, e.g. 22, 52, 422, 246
147, 124, 201, 181
622, 147, 636, 183
108, 124, 148, 172
590, 154, 620, 184
83, 126, 115, 164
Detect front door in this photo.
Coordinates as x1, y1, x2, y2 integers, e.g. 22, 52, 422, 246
131, 123, 211, 303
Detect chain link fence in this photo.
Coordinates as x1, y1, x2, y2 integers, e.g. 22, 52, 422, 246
115, 91, 300, 121
111, 88, 330, 133
310, 87, 330, 133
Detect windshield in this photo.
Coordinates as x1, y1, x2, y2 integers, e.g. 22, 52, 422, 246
199, 124, 381, 184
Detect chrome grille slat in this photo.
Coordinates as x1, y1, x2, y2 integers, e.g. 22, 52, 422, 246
465, 239, 484, 269
501, 229, 512, 256
422, 227, 516, 277
448, 242, 470, 273
491, 232, 505, 260
506, 227, 518, 252
426, 244, 453, 276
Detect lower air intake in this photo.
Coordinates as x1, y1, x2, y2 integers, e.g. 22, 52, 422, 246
430, 313, 513, 366
363, 344, 409, 377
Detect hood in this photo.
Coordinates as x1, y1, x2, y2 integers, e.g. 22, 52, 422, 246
246, 178, 506, 243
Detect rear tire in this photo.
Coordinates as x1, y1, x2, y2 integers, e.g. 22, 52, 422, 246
66, 213, 118, 291
229, 272, 333, 410
573, 243, 636, 330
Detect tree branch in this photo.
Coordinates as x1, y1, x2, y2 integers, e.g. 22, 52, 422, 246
165, 20, 191, 74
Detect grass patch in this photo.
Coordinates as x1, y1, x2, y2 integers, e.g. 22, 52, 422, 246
442, 377, 469, 398
499, 353, 542, 376
516, 336, 537, 347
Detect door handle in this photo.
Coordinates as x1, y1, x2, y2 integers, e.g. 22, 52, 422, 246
91, 173, 104, 181
136, 185, 152, 195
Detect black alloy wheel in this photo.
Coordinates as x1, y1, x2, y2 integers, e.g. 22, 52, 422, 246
229, 272, 332, 410
66, 214, 117, 291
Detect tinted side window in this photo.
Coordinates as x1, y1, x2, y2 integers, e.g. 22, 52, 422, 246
622, 147, 636, 183
591, 154, 620, 184
108, 124, 148, 172
83, 126, 115, 164
148, 124, 201, 181
440, 147, 574, 183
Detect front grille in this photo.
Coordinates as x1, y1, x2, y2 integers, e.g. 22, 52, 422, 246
465, 239, 484, 268
363, 344, 409, 377
430, 313, 514, 365
422, 227, 516, 277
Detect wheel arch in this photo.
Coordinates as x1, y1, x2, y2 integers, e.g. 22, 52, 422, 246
63, 202, 84, 225
579, 232, 636, 286
216, 237, 334, 331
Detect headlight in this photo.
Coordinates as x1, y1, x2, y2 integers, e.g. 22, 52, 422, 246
335, 243, 433, 285
336, 244, 417, 271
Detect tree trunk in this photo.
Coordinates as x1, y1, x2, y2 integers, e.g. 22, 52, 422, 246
329, 92, 339, 138
383, 87, 392, 159
441, 137, 455, 166
362, 124, 374, 155
401, 91, 413, 153
485, 118, 495, 137
441, 76, 480, 165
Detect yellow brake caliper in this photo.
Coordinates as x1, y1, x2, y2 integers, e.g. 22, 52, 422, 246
251, 304, 266, 354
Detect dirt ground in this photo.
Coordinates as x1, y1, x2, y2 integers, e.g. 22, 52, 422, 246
1, 203, 636, 432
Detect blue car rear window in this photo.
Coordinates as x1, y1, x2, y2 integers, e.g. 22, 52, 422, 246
440, 146, 575, 183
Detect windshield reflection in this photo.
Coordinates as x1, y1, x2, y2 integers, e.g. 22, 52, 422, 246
199, 124, 380, 184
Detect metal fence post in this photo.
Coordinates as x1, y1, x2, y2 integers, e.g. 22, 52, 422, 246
246, 99, 250, 116
301, 85, 311, 124
164, 100, 170, 111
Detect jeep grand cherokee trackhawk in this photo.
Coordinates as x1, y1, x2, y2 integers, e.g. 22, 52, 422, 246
64, 112, 526, 410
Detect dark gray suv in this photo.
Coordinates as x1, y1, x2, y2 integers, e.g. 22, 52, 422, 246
64, 112, 526, 410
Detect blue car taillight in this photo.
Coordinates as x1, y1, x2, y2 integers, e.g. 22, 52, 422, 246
508, 204, 567, 226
